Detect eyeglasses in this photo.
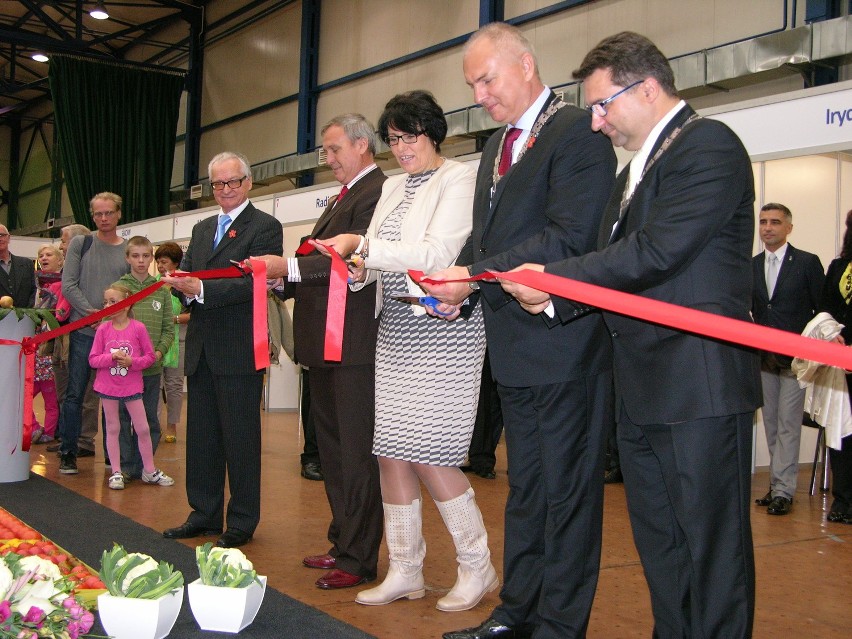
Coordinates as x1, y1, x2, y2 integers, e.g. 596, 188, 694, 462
211, 176, 248, 191
586, 80, 643, 117
0, 233, 9, 238
92, 211, 117, 219
386, 133, 421, 146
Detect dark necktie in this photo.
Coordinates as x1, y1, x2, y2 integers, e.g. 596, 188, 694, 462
498, 128, 522, 176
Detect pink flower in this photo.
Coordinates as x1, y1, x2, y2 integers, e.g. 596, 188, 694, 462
0, 599, 10, 622
21, 605, 44, 624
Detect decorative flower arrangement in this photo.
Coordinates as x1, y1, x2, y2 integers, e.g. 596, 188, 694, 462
0, 552, 94, 639
195, 543, 260, 588
98, 544, 183, 599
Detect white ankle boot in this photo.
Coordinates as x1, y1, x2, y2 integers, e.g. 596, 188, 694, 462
434, 488, 499, 612
355, 499, 426, 605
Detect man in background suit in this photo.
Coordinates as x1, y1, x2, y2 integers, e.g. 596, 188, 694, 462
425, 22, 617, 639
752, 203, 824, 516
258, 114, 385, 589
500, 32, 762, 638
0, 224, 36, 308
162, 151, 283, 549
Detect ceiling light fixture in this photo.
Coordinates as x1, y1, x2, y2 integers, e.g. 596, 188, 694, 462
90, 2, 109, 20
31, 53, 49, 63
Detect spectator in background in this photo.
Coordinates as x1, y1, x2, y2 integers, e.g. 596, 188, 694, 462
59, 192, 129, 475
0, 224, 36, 308
30, 244, 70, 444
154, 241, 189, 444
114, 236, 174, 480
752, 203, 824, 516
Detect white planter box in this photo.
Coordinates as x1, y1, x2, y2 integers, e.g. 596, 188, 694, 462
187, 575, 267, 633
97, 587, 184, 639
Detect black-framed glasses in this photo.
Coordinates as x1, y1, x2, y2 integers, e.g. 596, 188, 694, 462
211, 176, 248, 191
386, 132, 421, 146
586, 80, 643, 117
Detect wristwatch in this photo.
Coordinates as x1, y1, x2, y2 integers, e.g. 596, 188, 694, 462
466, 266, 480, 291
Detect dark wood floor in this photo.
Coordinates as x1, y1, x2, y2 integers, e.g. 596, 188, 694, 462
27, 405, 851, 638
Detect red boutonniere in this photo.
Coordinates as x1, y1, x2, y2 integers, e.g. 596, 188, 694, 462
526, 136, 537, 150
228, 229, 237, 238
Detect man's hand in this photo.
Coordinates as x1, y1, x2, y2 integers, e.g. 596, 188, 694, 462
424, 301, 461, 321
161, 271, 201, 297
252, 255, 288, 279
420, 265, 472, 306
498, 264, 551, 315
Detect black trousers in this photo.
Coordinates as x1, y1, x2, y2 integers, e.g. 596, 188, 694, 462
310, 364, 383, 579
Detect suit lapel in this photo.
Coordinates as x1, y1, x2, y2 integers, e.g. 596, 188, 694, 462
211, 206, 253, 259
774, 245, 795, 294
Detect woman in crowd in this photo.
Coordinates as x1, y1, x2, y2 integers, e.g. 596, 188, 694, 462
154, 241, 189, 443
320, 90, 495, 611
30, 244, 70, 444
819, 209, 852, 524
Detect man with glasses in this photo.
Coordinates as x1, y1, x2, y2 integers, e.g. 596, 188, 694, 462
162, 151, 283, 549
0, 224, 36, 309
423, 22, 616, 639
498, 32, 761, 638
59, 192, 129, 474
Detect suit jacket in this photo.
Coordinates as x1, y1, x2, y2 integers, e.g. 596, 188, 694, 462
285, 166, 386, 368
462, 93, 617, 387
181, 202, 283, 376
549, 104, 762, 424
752, 244, 824, 368
0, 254, 36, 308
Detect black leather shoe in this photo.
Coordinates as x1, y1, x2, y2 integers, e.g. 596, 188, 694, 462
827, 510, 845, 522
461, 465, 496, 479
442, 617, 532, 639
216, 528, 253, 548
76, 448, 95, 458
301, 461, 324, 481
163, 522, 222, 539
604, 467, 623, 484
767, 496, 792, 515
754, 491, 772, 506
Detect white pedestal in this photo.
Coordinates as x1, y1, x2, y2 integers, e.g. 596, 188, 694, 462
0, 313, 34, 483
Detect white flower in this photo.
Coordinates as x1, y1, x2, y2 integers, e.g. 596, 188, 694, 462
115, 553, 158, 592
0, 559, 13, 599
14, 556, 64, 614
208, 547, 253, 571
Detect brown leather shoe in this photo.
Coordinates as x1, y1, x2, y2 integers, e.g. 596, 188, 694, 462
303, 553, 336, 569
315, 569, 369, 590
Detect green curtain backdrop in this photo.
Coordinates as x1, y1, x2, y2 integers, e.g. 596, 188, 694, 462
48, 56, 184, 226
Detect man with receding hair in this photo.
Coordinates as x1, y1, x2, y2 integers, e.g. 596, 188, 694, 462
426, 22, 616, 639
498, 32, 761, 638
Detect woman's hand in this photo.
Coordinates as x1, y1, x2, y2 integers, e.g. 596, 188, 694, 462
347, 259, 367, 284
313, 234, 362, 258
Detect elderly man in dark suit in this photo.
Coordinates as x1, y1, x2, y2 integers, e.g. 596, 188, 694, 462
500, 32, 762, 639
258, 114, 385, 590
162, 151, 283, 549
0, 224, 36, 308
752, 202, 824, 516
424, 22, 616, 639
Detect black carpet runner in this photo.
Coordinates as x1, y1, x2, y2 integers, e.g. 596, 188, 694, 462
0, 473, 375, 639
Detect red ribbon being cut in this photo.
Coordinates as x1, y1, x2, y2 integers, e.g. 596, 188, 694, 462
296, 239, 348, 362
409, 268, 852, 372
3, 261, 268, 453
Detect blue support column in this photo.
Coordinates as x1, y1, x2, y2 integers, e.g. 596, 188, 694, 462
480, 0, 504, 25
297, 0, 321, 188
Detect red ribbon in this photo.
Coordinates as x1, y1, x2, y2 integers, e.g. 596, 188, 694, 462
296, 239, 348, 362
409, 268, 852, 371
2, 262, 270, 453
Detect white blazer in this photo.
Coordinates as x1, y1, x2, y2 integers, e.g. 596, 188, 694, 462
352, 159, 475, 316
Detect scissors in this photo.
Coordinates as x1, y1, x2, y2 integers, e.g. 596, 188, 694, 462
390, 292, 454, 316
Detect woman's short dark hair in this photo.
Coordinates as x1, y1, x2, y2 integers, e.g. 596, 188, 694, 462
377, 90, 447, 153
841, 209, 852, 260
154, 241, 183, 265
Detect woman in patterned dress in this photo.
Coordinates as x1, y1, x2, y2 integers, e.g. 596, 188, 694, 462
321, 90, 495, 612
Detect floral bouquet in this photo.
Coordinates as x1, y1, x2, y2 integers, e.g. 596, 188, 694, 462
195, 543, 260, 588
0, 552, 94, 639
98, 544, 183, 599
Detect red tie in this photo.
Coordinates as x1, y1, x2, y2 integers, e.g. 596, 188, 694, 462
498, 127, 522, 176
336, 185, 349, 204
